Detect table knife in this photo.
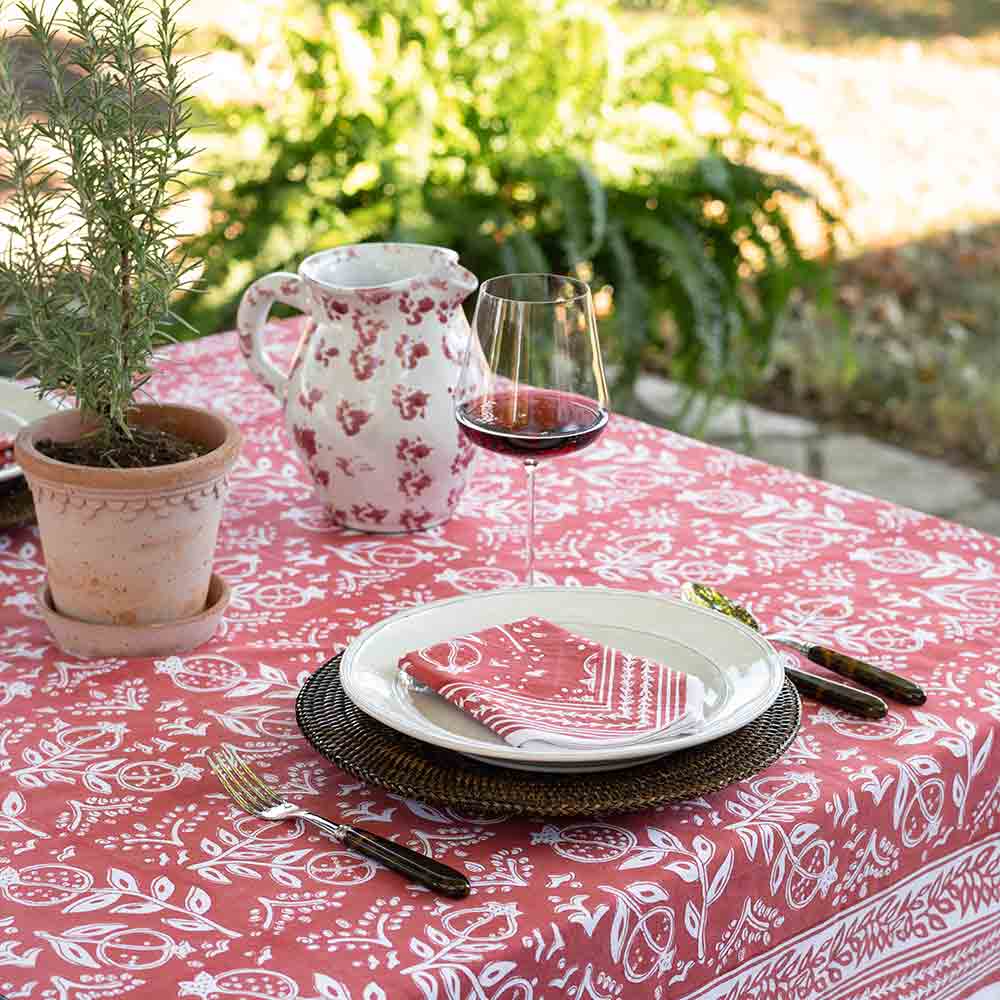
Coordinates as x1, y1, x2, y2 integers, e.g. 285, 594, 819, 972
775, 636, 926, 706
784, 664, 888, 720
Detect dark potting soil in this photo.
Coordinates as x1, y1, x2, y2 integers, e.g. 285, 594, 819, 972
0, 476, 34, 527
36, 426, 210, 469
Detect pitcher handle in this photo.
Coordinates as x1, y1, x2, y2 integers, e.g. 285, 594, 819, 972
237, 272, 309, 399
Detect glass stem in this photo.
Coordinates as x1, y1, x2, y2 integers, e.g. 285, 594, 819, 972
524, 459, 538, 587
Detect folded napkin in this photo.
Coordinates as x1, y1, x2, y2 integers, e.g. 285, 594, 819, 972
398, 616, 705, 750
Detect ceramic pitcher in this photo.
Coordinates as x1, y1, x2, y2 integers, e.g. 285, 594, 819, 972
237, 243, 478, 532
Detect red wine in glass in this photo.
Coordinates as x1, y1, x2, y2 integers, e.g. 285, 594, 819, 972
457, 387, 608, 459
455, 273, 609, 585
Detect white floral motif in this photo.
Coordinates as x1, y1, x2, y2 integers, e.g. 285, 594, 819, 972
191, 814, 313, 886
0, 790, 45, 839
0, 863, 239, 939
0, 915, 41, 969
722, 774, 837, 910
887, 755, 946, 847
895, 710, 994, 828
402, 902, 532, 1000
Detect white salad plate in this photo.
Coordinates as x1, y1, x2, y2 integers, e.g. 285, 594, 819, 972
0, 379, 61, 483
340, 586, 784, 773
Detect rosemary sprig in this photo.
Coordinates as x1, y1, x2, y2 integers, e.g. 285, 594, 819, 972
0, 0, 199, 440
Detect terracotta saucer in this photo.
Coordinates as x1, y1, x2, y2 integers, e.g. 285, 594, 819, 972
38, 573, 230, 658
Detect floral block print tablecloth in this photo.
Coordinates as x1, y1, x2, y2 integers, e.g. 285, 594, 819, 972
0, 327, 998, 1000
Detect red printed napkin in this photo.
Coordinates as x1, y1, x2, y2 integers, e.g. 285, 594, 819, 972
398, 616, 705, 750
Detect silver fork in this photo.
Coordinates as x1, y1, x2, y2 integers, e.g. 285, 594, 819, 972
207, 747, 470, 898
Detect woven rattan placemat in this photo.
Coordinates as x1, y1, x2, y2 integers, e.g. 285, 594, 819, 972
296, 654, 801, 818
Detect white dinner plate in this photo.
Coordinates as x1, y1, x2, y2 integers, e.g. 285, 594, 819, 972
0, 379, 61, 482
340, 587, 784, 770
459, 749, 673, 774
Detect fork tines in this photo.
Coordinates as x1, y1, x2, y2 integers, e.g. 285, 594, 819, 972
207, 747, 282, 815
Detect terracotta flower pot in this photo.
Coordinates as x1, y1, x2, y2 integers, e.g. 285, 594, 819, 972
15, 404, 241, 634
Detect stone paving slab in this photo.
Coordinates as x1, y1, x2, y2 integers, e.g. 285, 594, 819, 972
634, 375, 817, 440
946, 501, 1000, 537
634, 373, 996, 537
820, 433, 981, 514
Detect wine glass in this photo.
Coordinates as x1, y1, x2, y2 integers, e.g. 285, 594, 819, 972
455, 273, 609, 586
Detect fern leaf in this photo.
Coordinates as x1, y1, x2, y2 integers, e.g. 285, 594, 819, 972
576, 160, 608, 258
629, 211, 729, 371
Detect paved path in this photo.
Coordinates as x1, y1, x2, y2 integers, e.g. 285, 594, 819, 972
635, 374, 999, 536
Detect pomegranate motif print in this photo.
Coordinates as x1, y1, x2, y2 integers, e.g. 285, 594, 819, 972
238, 244, 478, 531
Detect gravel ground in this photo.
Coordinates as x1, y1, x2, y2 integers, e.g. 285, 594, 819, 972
749, 39, 1000, 247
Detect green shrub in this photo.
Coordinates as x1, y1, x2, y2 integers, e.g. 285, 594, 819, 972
181, 0, 840, 410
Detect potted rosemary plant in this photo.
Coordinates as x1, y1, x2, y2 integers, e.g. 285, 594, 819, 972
1, 0, 240, 655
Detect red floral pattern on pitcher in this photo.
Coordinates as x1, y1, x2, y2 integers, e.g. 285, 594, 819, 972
392, 386, 430, 421
350, 501, 389, 526
239, 244, 479, 531
292, 425, 318, 460
313, 338, 339, 367
397, 436, 433, 464
297, 387, 323, 413
398, 470, 433, 499
399, 508, 434, 531
395, 333, 431, 370
335, 400, 371, 437
334, 456, 375, 478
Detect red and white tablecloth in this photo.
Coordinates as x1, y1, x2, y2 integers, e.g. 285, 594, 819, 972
0, 328, 998, 1000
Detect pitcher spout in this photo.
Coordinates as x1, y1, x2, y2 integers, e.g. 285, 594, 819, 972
430, 255, 478, 301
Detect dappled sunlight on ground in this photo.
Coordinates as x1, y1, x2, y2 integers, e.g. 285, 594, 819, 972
750, 41, 1000, 249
